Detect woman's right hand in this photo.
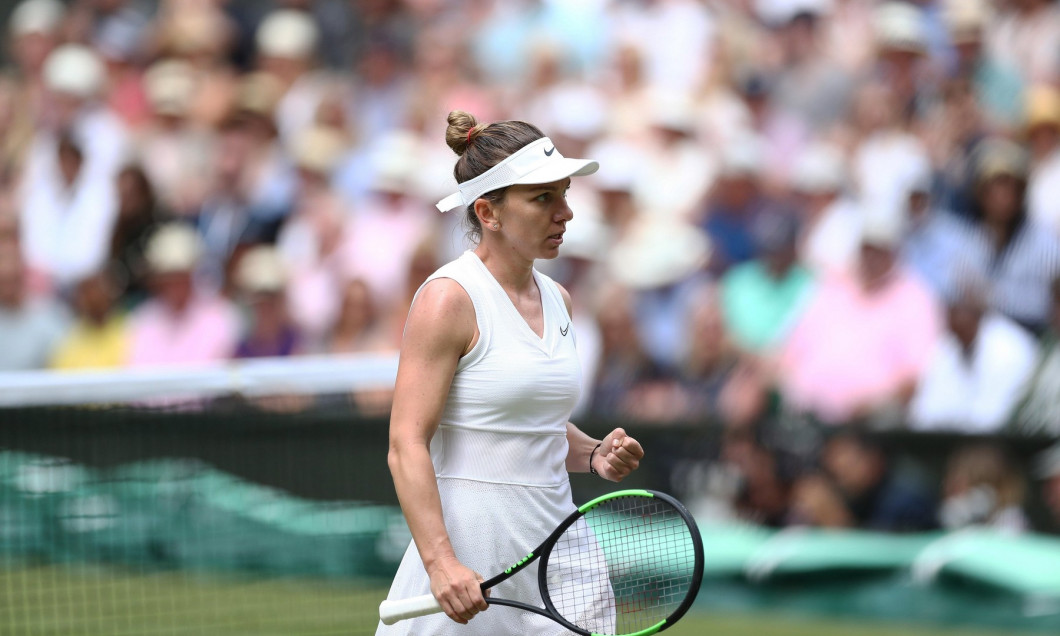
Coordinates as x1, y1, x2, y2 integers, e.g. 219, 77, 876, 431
427, 556, 488, 624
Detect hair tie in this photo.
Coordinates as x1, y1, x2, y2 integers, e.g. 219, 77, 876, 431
467, 127, 474, 147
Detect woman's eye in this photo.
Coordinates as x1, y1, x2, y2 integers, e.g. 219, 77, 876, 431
536, 193, 550, 202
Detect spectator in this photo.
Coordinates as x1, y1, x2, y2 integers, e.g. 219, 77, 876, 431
988, 0, 1060, 85
789, 432, 936, 531
1011, 277, 1060, 436
769, 7, 854, 134
851, 81, 931, 222
909, 278, 1038, 434
589, 282, 676, 420
151, 3, 239, 129
632, 95, 715, 222
901, 167, 971, 298
341, 130, 435, 313
126, 223, 239, 367
325, 277, 386, 355
714, 428, 791, 527
50, 269, 127, 370
3, 0, 63, 174
951, 137, 1060, 333
22, 44, 129, 195
673, 290, 742, 422
197, 71, 296, 272
109, 165, 166, 305
0, 213, 69, 371
19, 132, 118, 290
701, 132, 769, 274
792, 142, 861, 276
233, 245, 299, 359
779, 210, 942, 425
1025, 85, 1060, 236
254, 9, 334, 145
608, 218, 712, 368
1036, 444, 1060, 533
871, 2, 933, 121
942, 0, 1024, 130
276, 123, 350, 342
939, 444, 1028, 534
720, 205, 814, 353
137, 59, 216, 217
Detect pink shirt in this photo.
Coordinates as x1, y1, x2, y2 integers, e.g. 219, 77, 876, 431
779, 268, 942, 424
127, 294, 240, 368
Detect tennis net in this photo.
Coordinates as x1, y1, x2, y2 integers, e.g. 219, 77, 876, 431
0, 354, 406, 636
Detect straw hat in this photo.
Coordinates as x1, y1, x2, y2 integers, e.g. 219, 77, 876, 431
236, 245, 286, 294
942, 0, 989, 44
291, 125, 348, 175
145, 224, 203, 274
256, 10, 318, 60
874, 2, 926, 54
143, 59, 196, 117
1025, 85, 1060, 133
972, 138, 1029, 183
234, 71, 284, 118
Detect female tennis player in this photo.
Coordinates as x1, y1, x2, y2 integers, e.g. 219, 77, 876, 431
377, 111, 644, 635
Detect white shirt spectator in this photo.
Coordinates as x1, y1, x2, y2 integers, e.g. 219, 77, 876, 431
19, 160, 119, 288
1028, 149, 1060, 237
854, 130, 930, 218
909, 312, 1038, 434
800, 197, 861, 276
610, 0, 715, 95
23, 106, 129, 189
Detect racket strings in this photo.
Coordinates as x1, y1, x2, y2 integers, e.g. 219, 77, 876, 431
546, 497, 697, 636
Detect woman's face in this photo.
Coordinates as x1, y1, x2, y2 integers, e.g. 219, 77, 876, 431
488, 178, 574, 263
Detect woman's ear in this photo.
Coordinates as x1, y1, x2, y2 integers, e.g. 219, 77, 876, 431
474, 198, 499, 231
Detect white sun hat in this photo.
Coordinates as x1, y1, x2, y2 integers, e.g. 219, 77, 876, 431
43, 45, 105, 99
792, 143, 846, 194
236, 245, 287, 294
10, 0, 65, 36
145, 224, 203, 274
256, 9, 318, 60
435, 136, 598, 212
608, 219, 711, 289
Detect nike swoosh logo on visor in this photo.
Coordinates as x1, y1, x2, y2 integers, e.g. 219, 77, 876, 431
544, 146, 556, 156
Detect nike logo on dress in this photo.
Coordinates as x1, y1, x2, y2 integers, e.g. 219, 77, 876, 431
544, 146, 556, 156
560, 323, 570, 336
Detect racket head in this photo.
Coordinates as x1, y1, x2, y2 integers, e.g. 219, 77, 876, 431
538, 490, 704, 636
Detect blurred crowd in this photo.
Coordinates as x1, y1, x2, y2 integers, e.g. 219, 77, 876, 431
2, 0, 1060, 533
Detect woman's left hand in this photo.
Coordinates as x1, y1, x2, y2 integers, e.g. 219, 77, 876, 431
593, 428, 644, 482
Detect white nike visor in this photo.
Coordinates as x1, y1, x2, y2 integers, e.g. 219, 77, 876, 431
436, 137, 599, 212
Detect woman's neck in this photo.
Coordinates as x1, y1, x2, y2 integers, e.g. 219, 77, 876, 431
474, 243, 535, 293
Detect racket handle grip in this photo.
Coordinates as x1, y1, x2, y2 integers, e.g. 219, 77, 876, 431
379, 593, 443, 625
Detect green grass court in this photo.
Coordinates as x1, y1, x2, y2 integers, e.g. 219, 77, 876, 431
0, 564, 1016, 636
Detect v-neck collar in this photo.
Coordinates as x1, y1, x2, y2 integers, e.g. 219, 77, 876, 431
468, 251, 551, 350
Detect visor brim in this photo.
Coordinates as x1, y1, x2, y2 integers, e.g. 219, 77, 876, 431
511, 157, 599, 187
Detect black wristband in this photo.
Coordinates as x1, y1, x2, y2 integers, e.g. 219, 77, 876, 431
589, 442, 603, 476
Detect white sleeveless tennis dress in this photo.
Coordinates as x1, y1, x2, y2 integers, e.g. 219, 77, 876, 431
376, 251, 604, 636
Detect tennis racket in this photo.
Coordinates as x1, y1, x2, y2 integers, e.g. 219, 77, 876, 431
379, 489, 704, 636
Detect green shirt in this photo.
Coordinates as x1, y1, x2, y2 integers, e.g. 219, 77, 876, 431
720, 261, 815, 352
